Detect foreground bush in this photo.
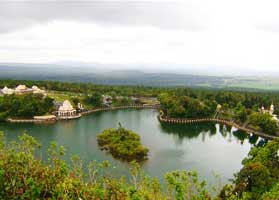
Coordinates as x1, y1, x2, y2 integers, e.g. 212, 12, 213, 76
219, 138, 279, 200
0, 94, 54, 121
1, 131, 278, 200
0, 132, 211, 200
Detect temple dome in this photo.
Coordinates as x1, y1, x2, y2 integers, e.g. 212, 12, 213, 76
59, 100, 75, 111
16, 85, 27, 91
2, 86, 9, 91
32, 85, 39, 90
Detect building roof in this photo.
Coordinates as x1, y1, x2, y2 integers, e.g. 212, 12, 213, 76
58, 100, 75, 111
32, 85, 39, 90
2, 86, 15, 94
16, 84, 27, 91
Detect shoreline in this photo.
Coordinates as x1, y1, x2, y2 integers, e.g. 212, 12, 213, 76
158, 111, 277, 140
5, 105, 277, 140
5, 104, 160, 123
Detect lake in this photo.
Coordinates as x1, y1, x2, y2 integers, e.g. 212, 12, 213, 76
0, 109, 261, 186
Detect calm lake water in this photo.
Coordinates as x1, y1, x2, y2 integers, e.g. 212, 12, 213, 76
0, 109, 261, 186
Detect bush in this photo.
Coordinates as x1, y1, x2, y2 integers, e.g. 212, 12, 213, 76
0, 132, 212, 200
0, 94, 54, 119
249, 113, 278, 135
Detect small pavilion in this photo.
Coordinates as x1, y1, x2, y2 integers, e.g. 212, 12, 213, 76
58, 100, 77, 117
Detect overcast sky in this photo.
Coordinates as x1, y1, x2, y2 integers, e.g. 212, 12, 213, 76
1, 0, 279, 72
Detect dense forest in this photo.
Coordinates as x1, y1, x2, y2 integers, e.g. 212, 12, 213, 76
0, 132, 278, 200
2, 79, 279, 102
0, 80, 278, 199
159, 93, 279, 135
1, 79, 279, 135
0, 94, 54, 121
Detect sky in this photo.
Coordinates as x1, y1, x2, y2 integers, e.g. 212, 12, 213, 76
1, 0, 279, 73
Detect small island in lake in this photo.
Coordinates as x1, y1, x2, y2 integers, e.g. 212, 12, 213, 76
97, 125, 149, 161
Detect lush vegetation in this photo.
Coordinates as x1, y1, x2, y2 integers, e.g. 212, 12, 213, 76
159, 93, 217, 118
159, 92, 279, 136
97, 126, 149, 161
82, 92, 102, 108
1, 79, 279, 135
2, 79, 279, 110
0, 132, 212, 200
219, 138, 279, 200
3, 79, 279, 102
0, 94, 54, 121
0, 132, 278, 199
249, 113, 278, 135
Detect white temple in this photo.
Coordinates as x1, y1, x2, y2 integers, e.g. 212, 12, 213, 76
32, 85, 45, 94
1, 86, 15, 95
58, 100, 77, 117
270, 103, 274, 114
261, 102, 275, 115
15, 85, 32, 94
77, 102, 84, 110
261, 102, 279, 123
1, 85, 45, 95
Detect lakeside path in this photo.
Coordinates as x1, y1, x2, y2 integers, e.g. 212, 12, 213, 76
6, 104, 277, 140
158, 111, 278, 140
81, 104, 161, 115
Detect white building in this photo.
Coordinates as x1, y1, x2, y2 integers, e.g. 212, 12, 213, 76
1, 85, 46, 95
1, 86, 15, 95
32, 85, 45, 94
102, 95, 112, 106
58, 100, 77, 117
15, 85, 32, 94
270, 103, 275, 114
261, 102, 279, 124
261, 102, 275, 115
77, 102, 84, 111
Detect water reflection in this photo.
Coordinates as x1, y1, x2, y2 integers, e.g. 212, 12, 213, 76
0, 109, 262, 187
159, 122, 217, 140
159, 121, 265, 146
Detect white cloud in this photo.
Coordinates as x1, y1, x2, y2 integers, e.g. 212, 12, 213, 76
1, 0, 279, 72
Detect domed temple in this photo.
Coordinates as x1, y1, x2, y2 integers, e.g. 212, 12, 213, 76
57, 100, 81, 119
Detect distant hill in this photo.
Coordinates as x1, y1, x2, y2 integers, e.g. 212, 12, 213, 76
0, 63, 279, 90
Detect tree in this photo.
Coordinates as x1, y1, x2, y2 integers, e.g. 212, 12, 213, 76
249, 113, 278, 135
83, 92, 102, 107
234, 102, 247, 123
0, 94, 54, 119
220, 138, 279, 200
234, 162, 271, 199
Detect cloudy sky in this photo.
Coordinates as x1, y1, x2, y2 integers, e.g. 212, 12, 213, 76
1, 0, 279, 72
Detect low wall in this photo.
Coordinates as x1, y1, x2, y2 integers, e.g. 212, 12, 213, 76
158, 111, 277, 140
7, 118, 56, 123
81, 104, 161, 115
7, 105, 276, 140
56, 114, 82, 120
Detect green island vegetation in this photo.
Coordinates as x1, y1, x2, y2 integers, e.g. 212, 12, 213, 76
0, 132, 278, 200
97, 125, 149, 161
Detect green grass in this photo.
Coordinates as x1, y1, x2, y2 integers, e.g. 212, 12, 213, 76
230, 78, 279, 90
